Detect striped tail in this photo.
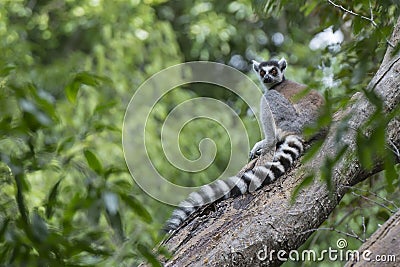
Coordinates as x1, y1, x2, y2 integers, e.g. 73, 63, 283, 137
164, 133, 304, 232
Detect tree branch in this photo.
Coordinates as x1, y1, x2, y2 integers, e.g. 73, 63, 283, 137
301, 227, 365, 243
161, 16, 400, 267
343, 185, 399, 210
345, 209, 400, 266
350, 191, 395, 213
327, 0, 395, 47
327, 0, 377, 26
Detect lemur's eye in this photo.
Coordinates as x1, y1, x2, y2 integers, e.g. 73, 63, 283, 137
270, 68, 278, 76
260, 70, 266, 77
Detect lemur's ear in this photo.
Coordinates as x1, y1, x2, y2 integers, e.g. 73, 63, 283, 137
252, 60, 260, 72
278, 57, 287, 71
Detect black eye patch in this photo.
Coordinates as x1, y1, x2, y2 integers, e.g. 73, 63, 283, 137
270, 68, 278, 76
260, 70, 266, 77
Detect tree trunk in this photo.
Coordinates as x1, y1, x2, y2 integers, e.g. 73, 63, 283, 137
162, 17, 400, 267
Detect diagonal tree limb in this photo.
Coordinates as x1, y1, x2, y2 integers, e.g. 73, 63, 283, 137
162, 17, 400, 267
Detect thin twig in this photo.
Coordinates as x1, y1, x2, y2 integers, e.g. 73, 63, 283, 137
301, 227, 365, 242
350, 228, 359, 239
362, 216, 366, 242
351, 191, 396, 213
327, 0, 375, 25
343, 185, 399, 209
333, 208, 356, 227
327, 0, 395, 47
388, 139, 400, 160
369, 0, 373, 22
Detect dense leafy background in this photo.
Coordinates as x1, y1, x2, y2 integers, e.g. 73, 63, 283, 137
0, 0, 399, 266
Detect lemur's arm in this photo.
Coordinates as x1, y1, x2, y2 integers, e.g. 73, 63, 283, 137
249, 93, 277, 160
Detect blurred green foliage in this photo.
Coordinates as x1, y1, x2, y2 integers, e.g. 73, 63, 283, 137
0, 0, 399, 266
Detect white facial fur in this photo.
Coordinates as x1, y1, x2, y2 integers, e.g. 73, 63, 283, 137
252, 58, 287, 90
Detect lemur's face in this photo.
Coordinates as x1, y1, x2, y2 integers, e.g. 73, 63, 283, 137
252, 58, 287, 89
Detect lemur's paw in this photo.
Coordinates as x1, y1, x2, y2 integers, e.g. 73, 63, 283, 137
249, 149, 261, 161
249, 140, 266, 161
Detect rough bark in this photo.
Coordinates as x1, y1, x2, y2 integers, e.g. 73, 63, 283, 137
345, 209, 400, 267
162, 17, 400, 267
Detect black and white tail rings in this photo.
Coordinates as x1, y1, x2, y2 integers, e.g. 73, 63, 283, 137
164, 133, 303, 232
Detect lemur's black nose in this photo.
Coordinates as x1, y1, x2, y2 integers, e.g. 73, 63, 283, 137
263, 77, 272, 83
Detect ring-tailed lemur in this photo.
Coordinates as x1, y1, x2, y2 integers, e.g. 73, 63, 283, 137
249, 58, 324, 158
165, 58, 324, 232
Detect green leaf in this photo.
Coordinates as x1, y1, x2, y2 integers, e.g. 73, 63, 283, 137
0, 116, 12, 137
67, 236, 112, 257
362, 88, 383, 110
87, 199, 102, 225
0, 218, 10, 241
0, 65, 16, 77
104, 167, 127, 179
84, 149, 103, 174
105, 210, 125, 242
390, 42, 400, 57
137, 244, 162, 267
301, 139, 324, 163
57, 136, 75, 153
321, 145, 348, 193
93, 122, 121, 132
120, 195, 152, 223
333, 144, 349, 163
65, 81, 80, 103
32, 210, 49, 242
19, 98, 52, 129
65, 71, 112, 103
291, 174, 314, 202
353, 17, 367, 35
45, 179, 63, 219
75, 72, 101, 87
94, 99, 118, 113
384, 153, 396, 192
14, 173, 30, 226
356, 130, 373, 170
301, 0, 318, 16
321, 157, 333, 191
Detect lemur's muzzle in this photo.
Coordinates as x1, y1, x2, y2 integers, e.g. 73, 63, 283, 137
263, 77, 273, 83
